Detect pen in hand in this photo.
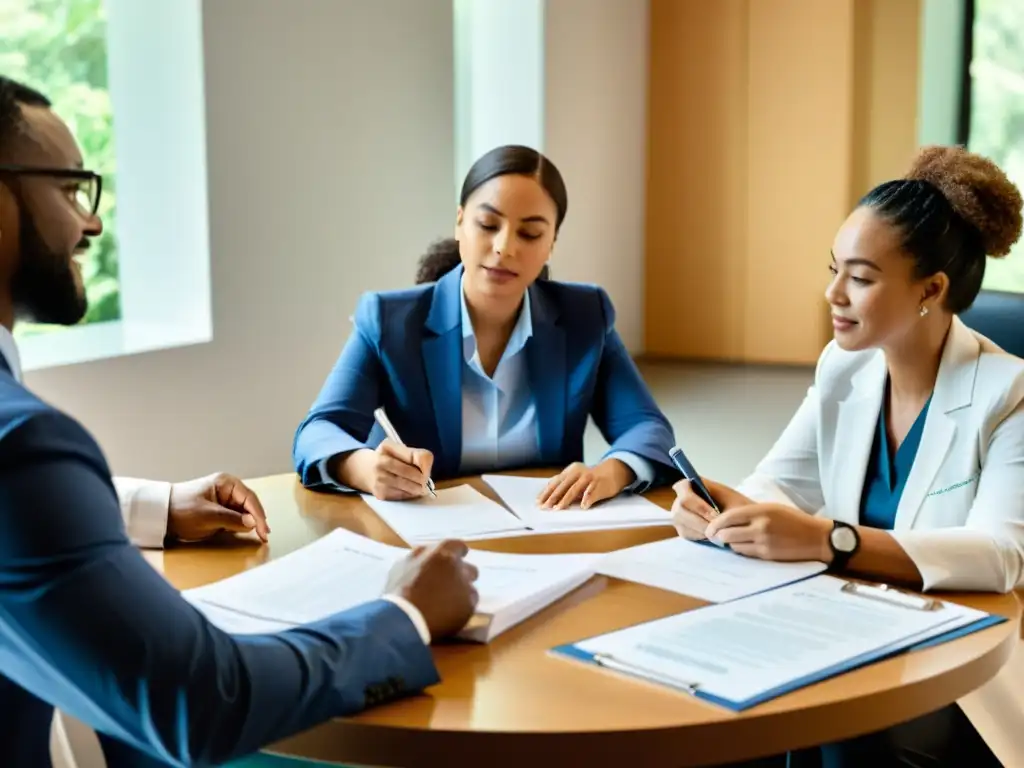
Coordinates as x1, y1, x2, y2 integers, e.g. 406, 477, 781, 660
668, 446, 720, 516
373, 407, 437, 498
668, 445, 726, 548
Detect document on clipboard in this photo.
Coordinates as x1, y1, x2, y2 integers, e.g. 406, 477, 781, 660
552, 574, 1004, 711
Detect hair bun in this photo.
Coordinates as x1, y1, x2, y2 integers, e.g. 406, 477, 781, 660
904, 145, 1023, 258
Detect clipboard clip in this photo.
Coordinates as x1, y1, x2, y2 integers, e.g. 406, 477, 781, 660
840, 581, 941, 611
593, 652, 702, 694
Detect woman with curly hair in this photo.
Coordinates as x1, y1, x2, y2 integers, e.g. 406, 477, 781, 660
674, 145, 1019, 765
294, 145, 678, 508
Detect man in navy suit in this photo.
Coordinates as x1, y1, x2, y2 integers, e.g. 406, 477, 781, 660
0, 76, 479, 766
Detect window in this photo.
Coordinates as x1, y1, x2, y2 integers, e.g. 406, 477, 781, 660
453, 0, 544, 188
963, 0, 1024, 293
0, 0, 121, 337
0, 0, 212, 371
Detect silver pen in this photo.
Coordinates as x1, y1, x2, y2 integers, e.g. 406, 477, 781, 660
373, 407, 437, 498
593, 652, 701, 694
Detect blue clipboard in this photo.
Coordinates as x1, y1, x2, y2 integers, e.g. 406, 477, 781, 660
551, 585, 1007, 712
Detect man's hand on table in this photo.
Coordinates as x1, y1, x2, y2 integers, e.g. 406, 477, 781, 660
386, 539, 479, 640
167, 473, 271, 544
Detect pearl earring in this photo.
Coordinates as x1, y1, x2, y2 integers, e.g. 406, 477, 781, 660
919, 305, 929, 318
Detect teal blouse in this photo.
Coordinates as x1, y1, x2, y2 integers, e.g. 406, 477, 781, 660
859, 395, 932, 530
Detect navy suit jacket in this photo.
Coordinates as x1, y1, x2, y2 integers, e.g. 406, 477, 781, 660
293, 266, 680, 489
0, 363, 438, 767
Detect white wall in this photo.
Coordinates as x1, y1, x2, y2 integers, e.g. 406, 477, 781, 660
24, 0, 648, 481
544, 0, 649, 353
25, 0, 455, 481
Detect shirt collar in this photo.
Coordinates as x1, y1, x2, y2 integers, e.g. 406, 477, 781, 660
459, 273, 533, 366
0, 325, 23, 382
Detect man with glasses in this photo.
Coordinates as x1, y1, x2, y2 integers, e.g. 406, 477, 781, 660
0, 75, 479, 767
0, 79, 270, 549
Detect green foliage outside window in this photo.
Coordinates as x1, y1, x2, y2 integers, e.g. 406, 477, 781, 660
969, 0, 1024, 293
0, 0, 121, 336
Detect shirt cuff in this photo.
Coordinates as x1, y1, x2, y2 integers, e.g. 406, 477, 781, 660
381, 594, 431, 645
606, 451, 655, 493
112, 476, 172, 549
317, 457, 358, 493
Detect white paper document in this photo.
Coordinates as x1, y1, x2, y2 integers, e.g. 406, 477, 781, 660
186, 599, 297, 635
461, 548, 599, 640
561, 574, 991, 709
361, 484, 531, 544
483, 474, 674, 532
185, 528, 599, 643
184, 528, 399, 625
596, 537, 827, 602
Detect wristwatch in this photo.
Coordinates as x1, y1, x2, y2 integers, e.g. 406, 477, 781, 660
828, 521, 860, 571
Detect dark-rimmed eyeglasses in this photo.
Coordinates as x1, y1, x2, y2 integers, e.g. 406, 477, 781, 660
0, 165, 103, 217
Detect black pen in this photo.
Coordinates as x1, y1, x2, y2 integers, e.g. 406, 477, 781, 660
668, 445, 728, 549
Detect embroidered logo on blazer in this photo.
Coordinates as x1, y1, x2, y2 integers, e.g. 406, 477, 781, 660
927, 474, 979, 497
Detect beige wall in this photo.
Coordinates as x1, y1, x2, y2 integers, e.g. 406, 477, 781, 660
645, 0, 922, 365
644, 0, 749, 361
743, 0, 857, 364
545, 0, 649, 352
25, 0, 456, 481
853, 0, 925, 194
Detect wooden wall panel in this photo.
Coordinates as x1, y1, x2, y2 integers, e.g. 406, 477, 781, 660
854, 0, 924, 195
644, 0, 922, 364
644, 0, 748, 359
744, 0, 856, 364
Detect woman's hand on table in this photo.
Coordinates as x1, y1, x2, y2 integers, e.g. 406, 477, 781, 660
536, 459, 634, 510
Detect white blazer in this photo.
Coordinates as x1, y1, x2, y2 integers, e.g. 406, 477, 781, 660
737, 317, 1024, 593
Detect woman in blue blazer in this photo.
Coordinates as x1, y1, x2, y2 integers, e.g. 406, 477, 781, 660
294, 145, 679, 508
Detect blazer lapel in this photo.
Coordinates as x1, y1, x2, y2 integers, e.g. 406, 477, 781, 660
830, 352, 886, 525
525, 283, 566, 463
893, 319, 977, 531
422, 267, 464, 475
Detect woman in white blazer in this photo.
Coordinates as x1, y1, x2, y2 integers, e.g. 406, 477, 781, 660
673, 145, 1020, 767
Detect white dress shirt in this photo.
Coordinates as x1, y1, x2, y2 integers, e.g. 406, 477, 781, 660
0, 326, 431, 643
457, 276, 654, 485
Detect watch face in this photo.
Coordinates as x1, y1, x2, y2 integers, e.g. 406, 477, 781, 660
831, 526, 858, 553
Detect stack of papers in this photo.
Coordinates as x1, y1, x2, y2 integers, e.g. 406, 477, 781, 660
596, 537, 827, 602
184, 528, 599, 643
554, 574, 1002, 710
462, 549, 598, 641
483, 474, 674, 532
361, 485, 531, 544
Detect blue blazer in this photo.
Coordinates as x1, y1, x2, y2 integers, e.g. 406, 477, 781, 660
0, 362, 437, 767
293, 266, 680, 489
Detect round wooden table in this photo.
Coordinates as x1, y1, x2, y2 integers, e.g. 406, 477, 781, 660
150, 472, 1022, 767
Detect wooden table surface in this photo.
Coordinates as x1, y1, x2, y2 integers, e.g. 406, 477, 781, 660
148, 472, 1022, 767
